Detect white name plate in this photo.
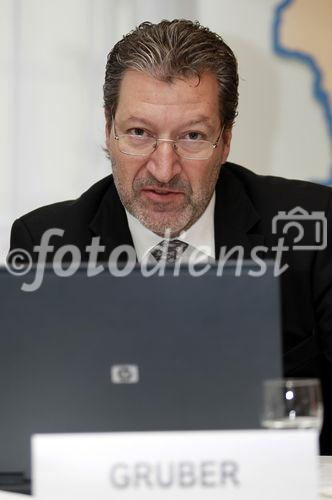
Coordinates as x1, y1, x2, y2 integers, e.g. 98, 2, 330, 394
32, 430, 319, 500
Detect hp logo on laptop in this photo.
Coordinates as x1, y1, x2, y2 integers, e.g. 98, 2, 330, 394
110, 364, 139, 384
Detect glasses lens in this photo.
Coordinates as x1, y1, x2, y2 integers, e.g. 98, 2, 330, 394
118, 135, 155, 156
176, 139, 211, 159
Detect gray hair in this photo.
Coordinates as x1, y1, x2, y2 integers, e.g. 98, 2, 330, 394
104, 19, 238, 130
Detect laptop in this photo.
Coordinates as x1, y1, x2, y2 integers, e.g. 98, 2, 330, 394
0, 263, 281, 493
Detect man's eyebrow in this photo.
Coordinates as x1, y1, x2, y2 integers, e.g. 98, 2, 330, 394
123, 115, 216, 131
124, 116, 154, 126
183, 117, 215, 131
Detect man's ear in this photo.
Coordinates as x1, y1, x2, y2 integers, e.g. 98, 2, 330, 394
221, 127, 232, 164
105, 120, 111, 151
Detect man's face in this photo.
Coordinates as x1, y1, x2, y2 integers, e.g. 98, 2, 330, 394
106, 70, 232, 237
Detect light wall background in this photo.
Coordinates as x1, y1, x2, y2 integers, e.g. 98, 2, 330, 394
1, 0, 331, 262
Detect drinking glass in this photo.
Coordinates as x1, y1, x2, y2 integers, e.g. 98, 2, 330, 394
261, 378, 323, 430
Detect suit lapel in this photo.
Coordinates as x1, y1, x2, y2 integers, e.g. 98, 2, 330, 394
214, 165, 264, 259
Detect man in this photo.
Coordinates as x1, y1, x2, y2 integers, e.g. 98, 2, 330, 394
9, 20, 332, 451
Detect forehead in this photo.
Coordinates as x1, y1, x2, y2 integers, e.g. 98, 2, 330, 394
115, 70, 220, 130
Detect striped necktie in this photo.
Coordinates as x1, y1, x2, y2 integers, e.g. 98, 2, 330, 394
150, 239, 189, 263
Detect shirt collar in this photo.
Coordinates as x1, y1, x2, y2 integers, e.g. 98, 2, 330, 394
125, 192, 216, 262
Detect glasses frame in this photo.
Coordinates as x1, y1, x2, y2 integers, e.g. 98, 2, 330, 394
112, 122, 224, 160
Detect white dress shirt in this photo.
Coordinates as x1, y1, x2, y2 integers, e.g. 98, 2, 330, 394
125, 193, 216, 263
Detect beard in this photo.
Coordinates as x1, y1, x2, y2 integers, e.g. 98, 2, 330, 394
111, 161, 221, 238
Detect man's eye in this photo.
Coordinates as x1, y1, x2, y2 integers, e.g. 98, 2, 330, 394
184, 131, 204, 141
129, 128, 146, 137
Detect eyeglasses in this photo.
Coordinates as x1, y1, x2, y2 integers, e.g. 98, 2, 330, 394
112, 123, 223, 160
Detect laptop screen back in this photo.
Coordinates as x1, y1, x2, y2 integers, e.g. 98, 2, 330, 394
0, 264, 281, 482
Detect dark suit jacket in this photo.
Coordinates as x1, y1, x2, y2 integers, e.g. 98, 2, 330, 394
10, 162, 332, 452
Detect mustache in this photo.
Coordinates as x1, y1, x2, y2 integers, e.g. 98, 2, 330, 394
133, 175, 192, 193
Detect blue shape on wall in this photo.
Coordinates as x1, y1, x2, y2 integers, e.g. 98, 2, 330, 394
273, 0, 332, 185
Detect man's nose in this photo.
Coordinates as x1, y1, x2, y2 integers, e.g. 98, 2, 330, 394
145, 141, 182, 183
